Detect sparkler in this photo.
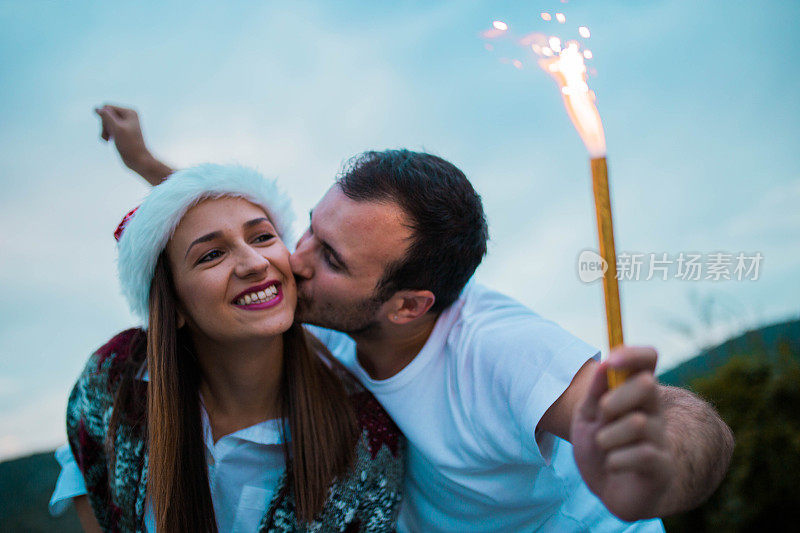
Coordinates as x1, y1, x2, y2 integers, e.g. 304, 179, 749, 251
482, 19, 628, 388
539, 40, 628, 388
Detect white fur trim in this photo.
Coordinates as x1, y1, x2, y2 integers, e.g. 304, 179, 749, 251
117, 164, 294, 328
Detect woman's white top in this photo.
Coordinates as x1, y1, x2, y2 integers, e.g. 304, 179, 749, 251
50, 398, 286, 533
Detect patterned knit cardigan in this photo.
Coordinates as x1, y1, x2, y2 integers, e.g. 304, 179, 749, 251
66, 329, 404, 532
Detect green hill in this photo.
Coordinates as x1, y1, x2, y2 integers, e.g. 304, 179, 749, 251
0, 450, 81, 532
2, 318, 798, 531
658, 318, 800, 387
661, 318, 800, 531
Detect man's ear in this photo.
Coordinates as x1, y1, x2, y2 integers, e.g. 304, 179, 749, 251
388, 290, 436, 324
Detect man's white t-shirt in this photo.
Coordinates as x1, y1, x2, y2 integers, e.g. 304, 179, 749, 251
308, 282, 664, 532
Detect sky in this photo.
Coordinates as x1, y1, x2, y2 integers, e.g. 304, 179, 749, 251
1, 0, 798, 460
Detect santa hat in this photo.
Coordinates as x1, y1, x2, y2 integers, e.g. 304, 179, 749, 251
115, 164, 294, 328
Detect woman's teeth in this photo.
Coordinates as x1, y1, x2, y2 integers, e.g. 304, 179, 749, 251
236, 285, 279, 305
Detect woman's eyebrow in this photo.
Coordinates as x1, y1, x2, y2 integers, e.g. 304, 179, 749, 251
243, 217, 270, 229
184, 219, 271, 259
185, 231, 222, 259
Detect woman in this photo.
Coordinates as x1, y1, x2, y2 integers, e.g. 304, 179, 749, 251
54, 164, 403, 532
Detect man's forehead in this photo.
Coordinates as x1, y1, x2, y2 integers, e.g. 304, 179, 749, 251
313, 186, 411, 271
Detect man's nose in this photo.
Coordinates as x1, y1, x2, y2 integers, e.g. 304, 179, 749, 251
290, 238, 314, 279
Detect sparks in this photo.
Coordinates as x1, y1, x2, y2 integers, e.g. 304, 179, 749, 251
480, 10, 621, 377
537, 41, 606, 157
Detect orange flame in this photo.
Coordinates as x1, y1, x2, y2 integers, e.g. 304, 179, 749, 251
538, 41, 606, 157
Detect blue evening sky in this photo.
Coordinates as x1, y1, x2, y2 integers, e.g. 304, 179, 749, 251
1, 0, 798, 459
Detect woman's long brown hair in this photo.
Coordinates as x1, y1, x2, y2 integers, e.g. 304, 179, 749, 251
112, 253, 358, 532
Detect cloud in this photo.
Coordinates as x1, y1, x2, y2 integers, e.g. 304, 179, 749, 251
0, 388, 68, 461
1, 0, 799, 458
724, 180, 800, 244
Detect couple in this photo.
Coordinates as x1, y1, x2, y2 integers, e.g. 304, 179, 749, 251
51, 105, 734, 532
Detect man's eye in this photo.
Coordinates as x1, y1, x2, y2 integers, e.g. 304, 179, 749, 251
323, 251, 341, 271
198, 250, 223, 264
253, 233, 275, 244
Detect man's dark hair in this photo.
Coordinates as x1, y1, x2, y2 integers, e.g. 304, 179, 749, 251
337, 149, 489, 313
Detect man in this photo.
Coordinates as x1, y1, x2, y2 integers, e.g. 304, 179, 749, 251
94, 106, 734, 530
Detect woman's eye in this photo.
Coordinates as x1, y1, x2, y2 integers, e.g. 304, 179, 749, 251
198, 250, 223, 264
253, 233, 275, 244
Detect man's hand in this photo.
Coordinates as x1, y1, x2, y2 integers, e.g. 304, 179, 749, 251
570, 346, 733, 521
571, 347, 674, 521
95, 104, 172, 185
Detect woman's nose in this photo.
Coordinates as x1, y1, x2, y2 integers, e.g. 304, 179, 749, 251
235, 247, 270, 278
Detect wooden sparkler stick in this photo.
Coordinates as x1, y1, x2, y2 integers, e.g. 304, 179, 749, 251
590, 157, 628, 389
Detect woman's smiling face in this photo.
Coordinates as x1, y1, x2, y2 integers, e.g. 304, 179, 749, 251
165, 196, 297, 345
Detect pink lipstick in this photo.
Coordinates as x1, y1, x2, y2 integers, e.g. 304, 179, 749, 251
232, 281, 283, 310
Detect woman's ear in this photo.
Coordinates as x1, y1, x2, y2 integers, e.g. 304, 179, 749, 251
177, 309, 186, 329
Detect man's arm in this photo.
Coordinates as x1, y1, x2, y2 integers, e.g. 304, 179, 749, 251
95, 104, 173, 185
651, 384, 734, 514
540, 346, 734, 521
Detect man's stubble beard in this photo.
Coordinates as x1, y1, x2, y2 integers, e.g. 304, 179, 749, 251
295, 287, 385, 338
